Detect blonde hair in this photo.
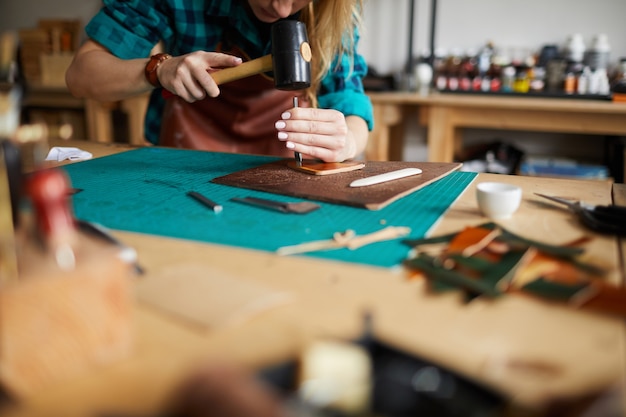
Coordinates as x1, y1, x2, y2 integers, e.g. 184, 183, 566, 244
300, 0, 364, 107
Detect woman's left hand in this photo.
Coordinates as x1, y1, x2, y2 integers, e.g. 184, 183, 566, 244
275, 107, 367, 163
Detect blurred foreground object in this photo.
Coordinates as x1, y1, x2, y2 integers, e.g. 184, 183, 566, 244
164, 362, 287, 417
0, 53, 134, 396
0, 154, 135, 398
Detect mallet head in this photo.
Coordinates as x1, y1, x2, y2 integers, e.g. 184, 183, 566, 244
270, 20, 312, 91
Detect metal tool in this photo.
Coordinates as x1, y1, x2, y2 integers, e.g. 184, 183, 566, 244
535, 193, 626, 236
293, 96, 302, 167
187, 190, 223, 214
231, 196, 320, 214
76, 219, 144, 276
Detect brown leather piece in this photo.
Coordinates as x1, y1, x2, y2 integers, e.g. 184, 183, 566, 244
212, 160, 462, 210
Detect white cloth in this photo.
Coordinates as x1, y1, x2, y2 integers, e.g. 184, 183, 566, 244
45, 147, 93, 162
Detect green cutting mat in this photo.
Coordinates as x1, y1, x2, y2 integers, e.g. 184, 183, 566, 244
62, 147, 477, 268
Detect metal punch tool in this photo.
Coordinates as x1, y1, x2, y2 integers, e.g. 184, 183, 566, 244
535, 193, 626, 236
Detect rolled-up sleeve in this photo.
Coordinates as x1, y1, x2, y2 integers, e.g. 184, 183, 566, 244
85, 0, 172, 59
317, 29, 374, 131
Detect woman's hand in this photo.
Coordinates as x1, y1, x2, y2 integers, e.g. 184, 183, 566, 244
158, 51, 243, 102
275, 107, 368, 163
66, 41, 242, 103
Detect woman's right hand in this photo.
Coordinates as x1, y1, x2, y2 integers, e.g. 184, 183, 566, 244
157, 51, 243, 102
66, 41, 242, 103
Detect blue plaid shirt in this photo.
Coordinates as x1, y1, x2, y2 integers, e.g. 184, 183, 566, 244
85, 0, 373, 145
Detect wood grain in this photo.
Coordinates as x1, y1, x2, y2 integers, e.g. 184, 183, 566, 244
0, 230, 134, 398
4, 141, 624, 417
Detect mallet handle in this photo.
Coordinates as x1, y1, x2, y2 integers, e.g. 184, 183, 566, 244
210, 54, 273, 85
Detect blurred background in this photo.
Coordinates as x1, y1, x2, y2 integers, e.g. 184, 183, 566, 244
2, 0, 625, 173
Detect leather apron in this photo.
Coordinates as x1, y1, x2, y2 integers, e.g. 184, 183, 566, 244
158, 48, 306, 157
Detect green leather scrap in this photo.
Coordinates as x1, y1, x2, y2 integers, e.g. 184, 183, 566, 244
402, 223, 605, 302
521, 278, 589, 302
404, 254, 503, 298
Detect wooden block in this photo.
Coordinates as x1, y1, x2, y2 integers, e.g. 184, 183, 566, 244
0, 235, 134, 398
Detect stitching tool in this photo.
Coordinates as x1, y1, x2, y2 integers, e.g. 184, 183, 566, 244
535, 193, 626, 236
187, 191, 223, 214
76, 219, 144, 275
293, 96, 302, 167
231, 196, 319, 214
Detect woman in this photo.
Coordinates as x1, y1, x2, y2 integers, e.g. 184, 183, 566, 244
65, 0, 373, 163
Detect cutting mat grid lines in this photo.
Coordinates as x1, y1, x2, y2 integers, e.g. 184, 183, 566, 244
62, 148, 476, 267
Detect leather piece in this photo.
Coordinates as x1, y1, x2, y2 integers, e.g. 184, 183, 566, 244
212, 160, 463, 210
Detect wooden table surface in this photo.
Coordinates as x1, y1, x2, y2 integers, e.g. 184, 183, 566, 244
4, 140, 626, 417
366, 92, 626, 163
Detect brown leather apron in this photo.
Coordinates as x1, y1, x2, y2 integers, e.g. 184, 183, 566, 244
158, 64, 306, 157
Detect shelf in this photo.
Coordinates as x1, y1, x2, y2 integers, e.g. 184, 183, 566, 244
437, 89, 612, 101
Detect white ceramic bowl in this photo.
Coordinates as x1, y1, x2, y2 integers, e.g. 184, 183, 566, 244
476, 182, 522, 219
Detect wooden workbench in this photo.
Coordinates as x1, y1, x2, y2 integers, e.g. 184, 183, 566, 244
3, 140, 625, 417
366, 92, 626, 163
23, 84, 150, 146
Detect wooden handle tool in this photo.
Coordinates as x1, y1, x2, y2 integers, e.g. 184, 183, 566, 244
210, 55, 273, 85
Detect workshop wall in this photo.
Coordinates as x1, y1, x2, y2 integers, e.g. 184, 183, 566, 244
0, 0, 99, 36
359, 0, 626, 163
360, 0, 626, 76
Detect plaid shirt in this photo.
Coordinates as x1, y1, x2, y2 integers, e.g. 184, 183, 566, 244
85, 0, 373, 145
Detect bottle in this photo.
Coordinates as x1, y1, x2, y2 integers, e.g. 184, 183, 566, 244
433, 50, 448, 91
577, 66, 591, 95
501, 66, 516, 92
585, 34, 611, 71
445, 52, 461, 91
477, 41, 495, 76
611, 58, 626, 87
546, 59, 567, 92
529, 67, 545, 92
564, 34, 585, 63
597, 69, 611, 95
415, 62, 433, 96
615, 58, 626, 81
618, 58, 626, 79
588, 69, 601, 94
458, 51, 475, 91
564, 71, 576, 94
513, 66, 530, 93
488, 63, 501, 92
